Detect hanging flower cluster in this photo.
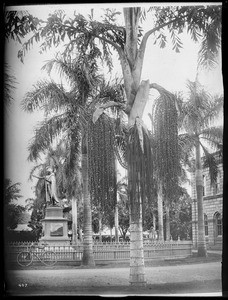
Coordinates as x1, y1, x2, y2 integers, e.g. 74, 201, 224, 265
87, 114, 117, 213
127, 123, 154, 221
152, 90, 181, 201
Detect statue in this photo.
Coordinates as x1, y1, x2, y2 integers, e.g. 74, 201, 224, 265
32, 167, 60, 207
149, 226, 156, 241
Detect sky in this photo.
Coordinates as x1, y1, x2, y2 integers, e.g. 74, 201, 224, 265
4, 3, 223, 207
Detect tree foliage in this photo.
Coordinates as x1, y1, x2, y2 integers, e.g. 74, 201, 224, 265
177, 79, 223, 186
169, 188, 192, 240
4, 179, 25, 230
118, 189, 130, 241
22, 54, 125, 217
4, 63, 17, 107
152, 5, 221, 68
27, 198, 45, 239
4, 10, 41, 43
14, 5, 221, 72
8, 4, 222, 212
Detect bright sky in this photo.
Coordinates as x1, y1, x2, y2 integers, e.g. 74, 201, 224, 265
4, 3, 223, 206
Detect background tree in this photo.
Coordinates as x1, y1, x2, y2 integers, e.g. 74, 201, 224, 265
4, 179, 25, 232
4, 10, 42, 109
118, 191, 130, 242
169, 188, 192, 241
177, 79, 223, 256
27, 199, 45, 240
22, 54, 125, 264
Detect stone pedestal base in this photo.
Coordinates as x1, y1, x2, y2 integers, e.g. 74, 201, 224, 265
40, 206, 70, 245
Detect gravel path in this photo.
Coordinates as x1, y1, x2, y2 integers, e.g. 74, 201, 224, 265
5, 261, 222, 296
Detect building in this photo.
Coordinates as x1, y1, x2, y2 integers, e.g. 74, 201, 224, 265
191, 152, 223, 249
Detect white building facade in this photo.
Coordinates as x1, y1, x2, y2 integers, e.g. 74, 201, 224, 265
191, 153, 223, 249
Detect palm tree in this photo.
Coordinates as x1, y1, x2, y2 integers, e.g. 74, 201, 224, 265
177, 78, 223, 256
22, 53, 102, 266
22, 54, 124, 265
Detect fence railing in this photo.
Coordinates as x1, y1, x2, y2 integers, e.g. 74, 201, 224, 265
5, 240, 193, 264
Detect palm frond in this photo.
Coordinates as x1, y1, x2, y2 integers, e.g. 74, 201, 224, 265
179, 167, 191, 186
21, 79, 70, 113
200, 143, 218, 186
186, 79, 211, 112
199, 126, 223, 151
4, 63, 18, 107
42, 54, 102, 104
27, 113, 68, 161
178, 133, 195, 166
42, 56, 78, 86
29, 163, 47, 180
178, 79, 222, 137
198, 12, 221, 70
200, 95, 223, 128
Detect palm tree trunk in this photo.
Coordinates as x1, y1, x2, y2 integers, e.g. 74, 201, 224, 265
127, 81, 150, 287
165, 201, 170, 241
98, 212, 102, 242
81, 153, 95, 266
79, 227, 83, 243
157, 182, 164, 241
110, 226, 112, 242
115, 204, 119, 242
71, 197, 78, 245
152, 213, 156, 237
195, 140, 207, 257
129, 198, 146, 286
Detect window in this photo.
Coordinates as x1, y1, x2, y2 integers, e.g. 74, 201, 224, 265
214, 212, 222, 236
216, 171, 222, 193
213, 171, 222, 195
204, 214, 208, 236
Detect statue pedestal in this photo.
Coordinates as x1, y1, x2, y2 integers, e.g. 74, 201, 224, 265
40, 206, 71, 245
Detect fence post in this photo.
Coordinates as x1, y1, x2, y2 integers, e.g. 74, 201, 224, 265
170, 241, 173, 257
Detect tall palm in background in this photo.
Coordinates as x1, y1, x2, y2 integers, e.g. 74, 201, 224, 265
22, 53, 124, 265
177, 79, 223, 256
22, 53, 101, 266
